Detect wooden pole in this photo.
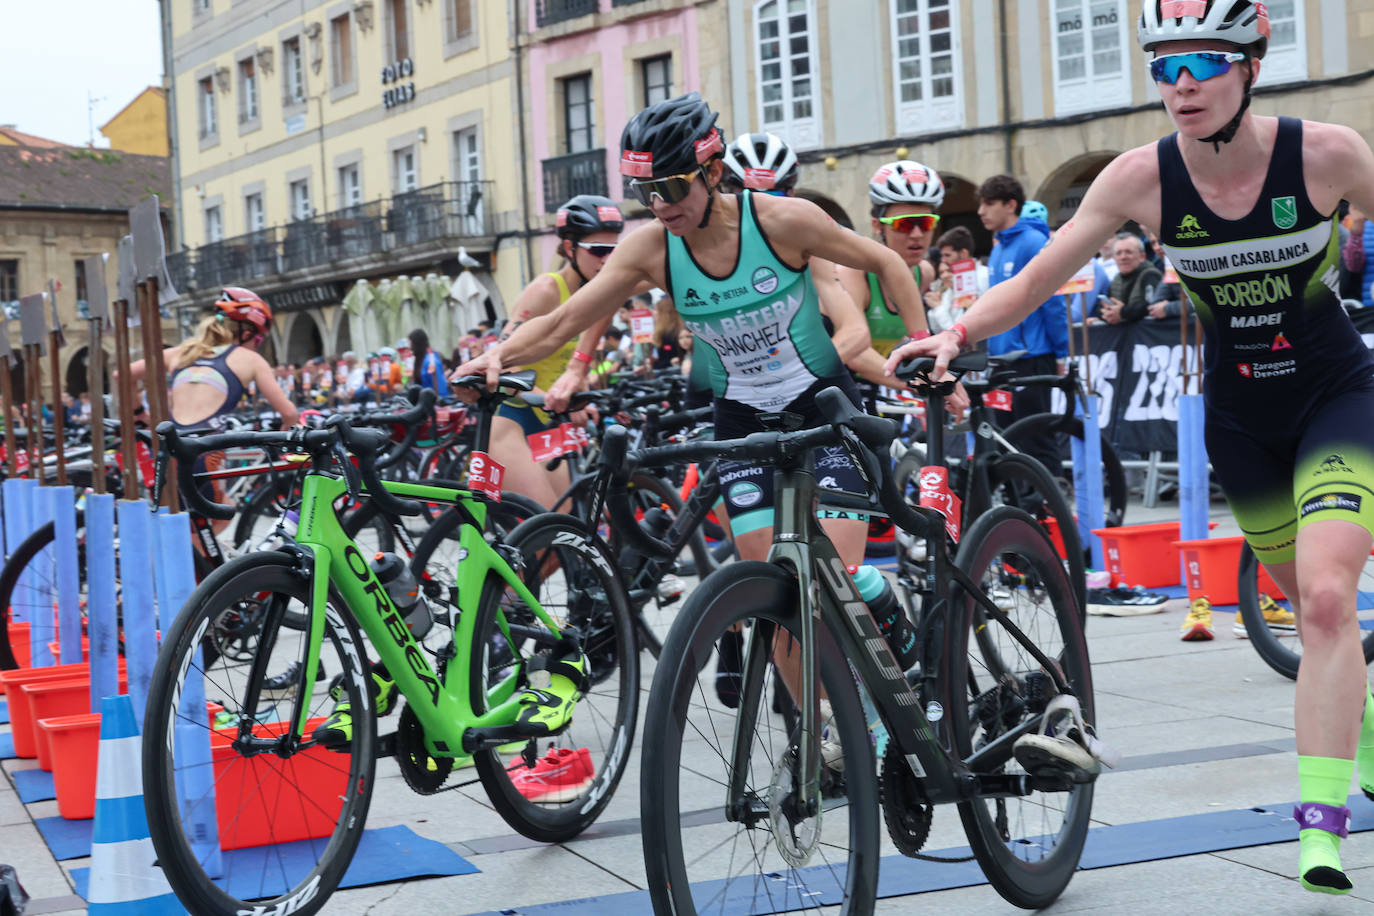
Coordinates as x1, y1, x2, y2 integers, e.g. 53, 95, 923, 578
0, 355, 15, 479
49, 329, 65, 486
88, 320, 106, 495
24, 345, 41, 481
137, 277, 176, 511
112, 299, 140, 501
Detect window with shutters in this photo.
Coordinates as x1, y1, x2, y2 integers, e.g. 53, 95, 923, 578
891, 0, 962, 132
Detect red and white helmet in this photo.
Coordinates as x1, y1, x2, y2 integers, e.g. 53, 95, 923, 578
868, 160, 945, 210
1138, 0, 1270, 58
215, 287, 273, 333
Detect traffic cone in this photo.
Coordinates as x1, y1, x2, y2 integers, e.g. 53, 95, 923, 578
87, 694, 186, 914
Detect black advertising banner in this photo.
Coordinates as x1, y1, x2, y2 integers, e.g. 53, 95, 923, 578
1067, 311, 1374, 454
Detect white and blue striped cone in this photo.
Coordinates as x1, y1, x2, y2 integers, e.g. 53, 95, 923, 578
88, 694, 186, 915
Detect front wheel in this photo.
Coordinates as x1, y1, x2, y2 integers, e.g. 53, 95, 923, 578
947, 507, 1094, 909
641, 561, 879, 915
143, 554, 376, 916
1001, 412, 1128, 529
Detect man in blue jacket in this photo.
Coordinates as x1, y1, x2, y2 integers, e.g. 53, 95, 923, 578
977, 174, 1069, 474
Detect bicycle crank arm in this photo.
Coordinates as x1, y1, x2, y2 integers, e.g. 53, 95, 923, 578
461, 721, 571, 754
974, 771, 1076, 799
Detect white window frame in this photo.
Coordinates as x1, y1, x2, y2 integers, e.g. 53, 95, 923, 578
338, 164, 362, 207
290, 179, 312, 220
204, 205, 223, 243
641, 55, 673, 107
285, 38, 307, 104
1051, 0, 1131, 117
392, 146, 418, 193
244, 193, 265, 231
239, 59, 259, 122
753, 0, 822, 151
199, 77, 217, 137
562, 74, 595, 155
1260, 0, 1306, 85
890, 0, 963, 133
452, 126, 483, 233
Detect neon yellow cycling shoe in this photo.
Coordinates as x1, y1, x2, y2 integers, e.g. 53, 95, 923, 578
514, 640, 590, 738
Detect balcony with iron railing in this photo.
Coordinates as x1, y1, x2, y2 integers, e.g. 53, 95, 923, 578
170, 180, 495, 294
541, 150, 608, 213
535, 0, 599, 27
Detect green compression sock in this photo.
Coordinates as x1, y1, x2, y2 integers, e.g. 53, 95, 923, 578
1357, 688, 1374, 800
1298, 755, 1354, 895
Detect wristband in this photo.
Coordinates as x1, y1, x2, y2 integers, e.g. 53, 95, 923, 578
911, 330, 932, 341
949, 323, 969, 348
570, 350, 594, 365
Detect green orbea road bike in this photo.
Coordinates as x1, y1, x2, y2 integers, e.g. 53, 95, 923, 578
141, 381, 637, 916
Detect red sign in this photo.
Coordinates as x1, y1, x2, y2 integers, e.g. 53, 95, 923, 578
984, 389, 1013, 412
527, 429, 564, 462
467, 451, 503, 501
693, 131, 723, 161
0, 445, 30, 475
560, 422, 589, 453
918, 465, 962, 543
630, 308, 654, 345
596, 205, 621, 223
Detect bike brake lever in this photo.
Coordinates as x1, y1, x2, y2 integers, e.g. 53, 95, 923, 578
332, 439, 362, 502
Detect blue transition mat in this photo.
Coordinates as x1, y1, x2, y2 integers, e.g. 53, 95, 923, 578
0, 732, 15, 759
0, 697, 8, 723
33, 815, 92, 860
71, 824, 477, 901
468, 796, 1374, 915
12, 768, 55, 803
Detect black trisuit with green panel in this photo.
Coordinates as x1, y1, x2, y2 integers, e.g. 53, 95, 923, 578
1158, 117, 1374, 565
665, 190, 866, 535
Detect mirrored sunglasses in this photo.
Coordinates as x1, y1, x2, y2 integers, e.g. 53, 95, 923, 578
1149, 51, 1246, 84
629, 169, 703, 206
878, 213, 941, 234
575, 242, 618, 258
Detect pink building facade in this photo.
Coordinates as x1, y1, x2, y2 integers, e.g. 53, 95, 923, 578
524, 0, 727, 269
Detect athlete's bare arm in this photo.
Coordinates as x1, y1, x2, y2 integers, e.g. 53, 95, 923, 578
455, 225, 663, 388
886, 145, 1159, 377
124, 346, 182, 384
1305, 121, 1374, 218
814, 258, 870, 362
248, 352, 299, 428
755, 195, 930, 334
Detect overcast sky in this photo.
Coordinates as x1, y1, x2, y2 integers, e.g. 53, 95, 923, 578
0, 1, 163, 147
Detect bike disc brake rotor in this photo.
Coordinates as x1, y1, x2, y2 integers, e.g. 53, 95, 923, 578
396, 703, 454, 794
769, 746, 823, 867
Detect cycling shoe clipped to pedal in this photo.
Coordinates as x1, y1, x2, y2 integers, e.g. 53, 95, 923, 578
1013, 694, 1119, 784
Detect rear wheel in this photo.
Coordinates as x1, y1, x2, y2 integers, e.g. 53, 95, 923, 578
947, 507, 1094, 909
1001, 413, 1127, 528
469, 515, 638, 841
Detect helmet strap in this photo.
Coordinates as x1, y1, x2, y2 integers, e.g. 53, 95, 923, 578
566, 241, 590, 286
1198, 59, 1253, 153
697, 165, 716, 230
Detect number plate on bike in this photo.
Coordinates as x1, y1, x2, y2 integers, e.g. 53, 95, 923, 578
918, 465, 962, 543
468, 451, 504, 501
527, 430, 564, 462
0, 445, 28, 474
984, 389, 1013, 411
559, 422, 588, 453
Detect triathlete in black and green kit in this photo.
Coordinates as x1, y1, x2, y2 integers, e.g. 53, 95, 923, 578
889, 0, 1374, 894
456, 91, 927, 571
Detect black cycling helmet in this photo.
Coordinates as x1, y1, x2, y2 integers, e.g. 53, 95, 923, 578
619, 92, 724, 180
555, 195, 625, 239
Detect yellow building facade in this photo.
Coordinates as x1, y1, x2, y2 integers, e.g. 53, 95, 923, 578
168, 0, 524, 362
100, 87, 170, 157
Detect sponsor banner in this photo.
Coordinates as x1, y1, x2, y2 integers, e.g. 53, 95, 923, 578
1063, 311, 1374, 455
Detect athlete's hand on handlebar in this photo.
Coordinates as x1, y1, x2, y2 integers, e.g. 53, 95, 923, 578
450, 347, 504, 401
545, 366, 586, 414
884, 329, 962, 382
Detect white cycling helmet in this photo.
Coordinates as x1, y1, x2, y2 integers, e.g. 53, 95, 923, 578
868, 160, 945, 213
378, 346, 398, 359
1138, 0, 1270, 57
722, 132, 799, 193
